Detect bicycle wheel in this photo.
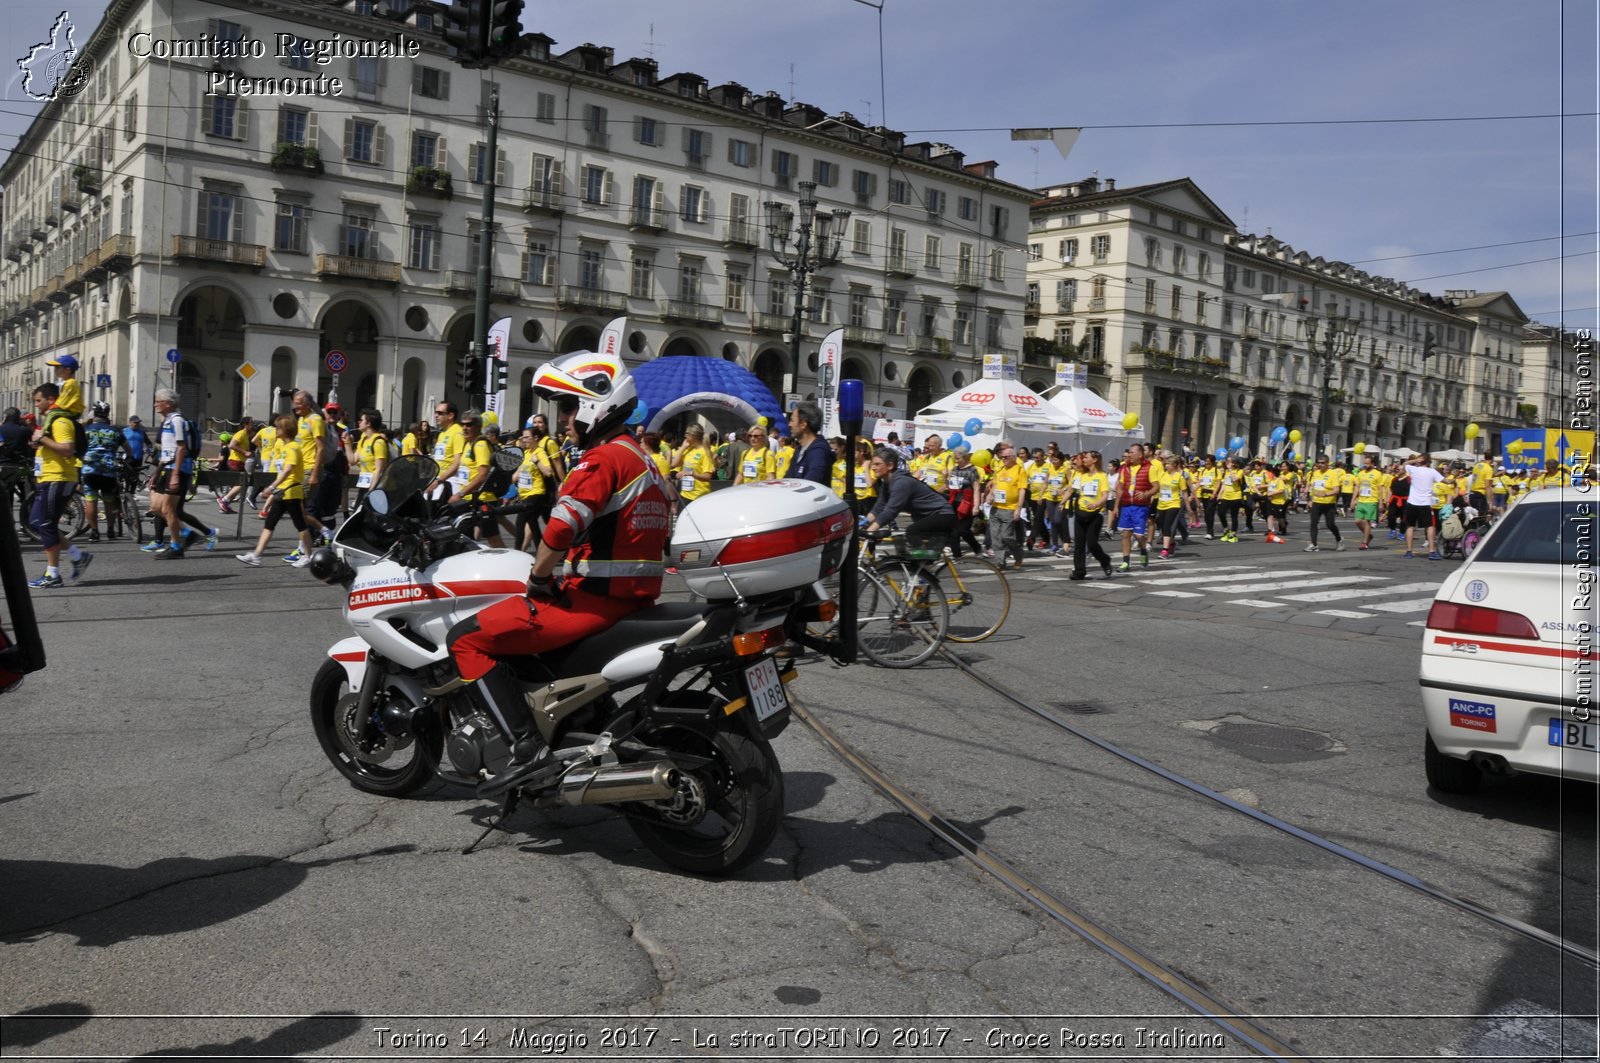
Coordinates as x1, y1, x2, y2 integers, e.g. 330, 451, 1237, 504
857, 562, 947, 668
937, 552, 1011, 642
63, 491, 87, 540
15, 485, 38, 543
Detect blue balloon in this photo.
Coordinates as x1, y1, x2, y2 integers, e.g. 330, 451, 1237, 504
1229, 435, 1245, 450
624, 400, 647, 426
1214, 447, 1227, 460
964, 417, 984, 436
1270, 426, 1288, 444
946, 433, 964, 450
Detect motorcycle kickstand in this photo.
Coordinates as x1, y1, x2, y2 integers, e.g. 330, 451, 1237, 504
463, 790, 521, 855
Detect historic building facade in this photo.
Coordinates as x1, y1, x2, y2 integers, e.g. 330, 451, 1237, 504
0, 0, 1033, 428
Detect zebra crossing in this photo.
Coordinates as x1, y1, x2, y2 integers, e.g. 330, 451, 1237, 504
1024, 560, 1442, 621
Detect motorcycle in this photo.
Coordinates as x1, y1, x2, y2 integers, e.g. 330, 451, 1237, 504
305, 454, 849, 875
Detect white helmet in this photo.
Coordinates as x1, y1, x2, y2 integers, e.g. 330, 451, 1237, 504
531, 351, 638, 447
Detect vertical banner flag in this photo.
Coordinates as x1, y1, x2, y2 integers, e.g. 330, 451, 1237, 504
597, 316, 628, 358
485, 316, 511, 418
818, 327, 843, 437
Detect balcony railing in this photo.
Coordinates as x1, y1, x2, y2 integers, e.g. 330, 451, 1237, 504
443, 270, 475, 294
30, 285, 50, 310
45, 275, 67, 303
886, 254, 917, 278
60, 188, 82, 214
659, 300, 722, 326
490, 276, 519, 299
1129, 345, 1230, 378
628, 206, 668, 232
723, 221, 758, 247
1088, 297, 1106, 310
953, 267, 982, 290
524, 181, 564, 213
557, 285, 626, 313
172, 235, 267, 268
82, 234, 134, 279
910, 334, 950, 357
1024, 299, 1041, 317
315, 254, 400, 284
843, 325, 884, 347
751, 312, 789, 334
63, 262, 84, 293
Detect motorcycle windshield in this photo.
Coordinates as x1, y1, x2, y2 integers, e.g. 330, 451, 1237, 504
372, 453, 439, 513
333, 454, 440, 559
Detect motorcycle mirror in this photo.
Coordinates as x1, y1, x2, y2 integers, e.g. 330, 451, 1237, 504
366, 489, 389, 515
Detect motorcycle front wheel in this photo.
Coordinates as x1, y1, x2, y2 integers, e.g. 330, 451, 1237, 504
309, 658, 437, 797
625, 700, 783, 876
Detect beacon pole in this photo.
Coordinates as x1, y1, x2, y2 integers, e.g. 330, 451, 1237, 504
837, 379, 864, 664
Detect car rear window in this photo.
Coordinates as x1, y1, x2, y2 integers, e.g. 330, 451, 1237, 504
1473, 500, 1599, 565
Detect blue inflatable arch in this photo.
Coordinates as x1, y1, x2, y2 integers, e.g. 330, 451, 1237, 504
631, 356, 785, 432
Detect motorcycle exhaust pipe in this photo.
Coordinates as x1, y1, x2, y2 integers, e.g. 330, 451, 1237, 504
560, 761, 681, 805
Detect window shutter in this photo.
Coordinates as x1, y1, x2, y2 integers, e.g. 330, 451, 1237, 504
407, 130, 416, 168
633, 116, 644, 142
652, 184, 665, 217
207, 18, 218, 37
495, 149, 507, 187
549, 160, 562, 198
602, 170, 613, 206
543, 255, 555, 286
435, 136, 446, 171
232, 196, 243, 244
468, 143, 480, 180
195, 191, 205, 237
727, 139, 738, 164
700, 131, 712, 158
520, 250, 529, 280
411, 67, 423, 94
235, 100, 249, 142
440, 71, 450, 100
373, 124, 386, 166
376, 60, 386, 86
344, 117, 354, 160
306, 111, 318, 150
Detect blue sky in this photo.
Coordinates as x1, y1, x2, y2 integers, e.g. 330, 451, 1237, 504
5, 0, 1596, 332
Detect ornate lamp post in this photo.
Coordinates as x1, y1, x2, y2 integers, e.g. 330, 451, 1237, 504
765, 181, 850, 403
1305, 309, 1360, 460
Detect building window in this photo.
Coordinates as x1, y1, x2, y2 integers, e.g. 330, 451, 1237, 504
347, 119, 379, 164
583, 104, 609, 147
408, 218, 440, 270
809, 282, 831, 324
1144, 237, 1160, 267
888, 178, 909, 205
1195, 294, 1208, 325
985, 311, 1004, 348
630, 253, 654, 299
728, 139, 754, 167
852, 220, 871, 255
988, 248, 1004, 281
884, 293, 904, 335
925, 188, 945, 219
771, 149, 795, 189
635, 116, 660, 146
580, 247, 605, 290
411, 131, 439, 168
852, 169, 875, 204
272, 200, 307, 253
1093, 277, 1108, 301
725, 267, 747, 313
198, 189, 241, 242
413, 65, 449, 100
341, 211, 376, 259
955, 306, 974, 346
582, 166, 608, 205
1054, 320, 1072, 348
1173, 244, 1187, 274
278, 107, 310, 146
123, 93, 138, 140
353, 57, 379, 97
1056, 278, 1077, 306
813, 159, 838, 187
767, 276, 789, 317
1170, 286, 1182, 318
536, 92, 556, 123
849, 290, 869, 328
680, 184, 705, 223
958, 196, 977, 221
1027, 243, 1042, 262
1197, 252, 1210, 280
205, 96, 246, 139
684, 128, 709, 168
924, 235, 941, 271
1090, 234, 1110, 263
1241, 269, 1256, 288
679, 261, 703, 304
522, 238, 550, 284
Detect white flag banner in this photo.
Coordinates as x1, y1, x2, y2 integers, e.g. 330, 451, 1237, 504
597, 315, 628, 358
485, 316, 511, 418
818, 327, 843, 437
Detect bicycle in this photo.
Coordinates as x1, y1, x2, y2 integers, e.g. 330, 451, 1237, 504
812, 529, 949, 668
927, 546, 1011, 642
6, 464, 88, 544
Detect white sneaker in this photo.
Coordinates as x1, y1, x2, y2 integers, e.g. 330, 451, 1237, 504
1304, 544, 1320, 552
291, 554, 312, 568
236, 552, 261, 567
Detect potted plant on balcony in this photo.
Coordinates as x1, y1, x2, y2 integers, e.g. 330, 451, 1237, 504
406, 166, 452, 197
71, 163, 101, 193
271, 142, 324, 174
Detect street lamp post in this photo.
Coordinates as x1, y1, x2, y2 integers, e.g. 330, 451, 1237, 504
1305, 310, 1360, 461
765, 181, 850, 404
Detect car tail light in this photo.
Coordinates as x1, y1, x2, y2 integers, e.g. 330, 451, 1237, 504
732, 626, 785, 656
716, 514, 852, 567
1426, 600, 1540, 640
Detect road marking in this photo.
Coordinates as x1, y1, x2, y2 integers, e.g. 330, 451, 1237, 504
1226, 599, 1286, 608
1141, 569, 1319, 586
1317, 609, 1376, 619
1148, 590, 1203, 598
1199, 575, 1381, 594
1368, 597, 1437, 613
1278, 581, 1442, 603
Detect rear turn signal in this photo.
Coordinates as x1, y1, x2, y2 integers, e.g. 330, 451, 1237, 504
1426, 601, 1540, 640
732, 626, 785, 656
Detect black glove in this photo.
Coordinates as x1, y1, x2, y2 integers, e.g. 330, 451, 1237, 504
527, 573, 567, 606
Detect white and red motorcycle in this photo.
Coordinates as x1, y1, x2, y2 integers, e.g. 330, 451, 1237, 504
306, 455, 851, 875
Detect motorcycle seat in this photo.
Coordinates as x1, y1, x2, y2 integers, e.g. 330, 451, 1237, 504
539, 601, 708, 679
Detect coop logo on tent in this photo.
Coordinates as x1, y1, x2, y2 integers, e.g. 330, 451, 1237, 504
959, 392, 995, 403
1084, 407, 1108, 417
1009, 393, 1040, 408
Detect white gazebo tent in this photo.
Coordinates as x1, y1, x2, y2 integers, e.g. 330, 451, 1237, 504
1048, 385, 1144, 460
913, 378, 1078, 453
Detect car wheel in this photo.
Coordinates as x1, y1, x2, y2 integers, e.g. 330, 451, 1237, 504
1424, 731, 1481, 794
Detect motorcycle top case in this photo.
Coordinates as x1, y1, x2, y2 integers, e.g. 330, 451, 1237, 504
671, 480, 852, 600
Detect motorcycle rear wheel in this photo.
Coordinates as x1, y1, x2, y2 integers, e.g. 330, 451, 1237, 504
309, 658, 436, 797
625, 702, 783, 876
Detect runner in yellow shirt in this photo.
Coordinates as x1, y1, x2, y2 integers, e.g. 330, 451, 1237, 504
734, 425, 777, 484
1063, 451, 1113, 579
1152, 455, 1191, 559
1215, 459, 1246, 542
344, 409, 391, 508
1305, 455, 1347, 551
1352, 455, 1386, 549
985, 444, 1030, 568
672, 425, 714, 510
236, 414, 313, 567
451, 413, 505, 548
774, 438, 796, 479
852, 440, 878, 501
909, 438, 955, 493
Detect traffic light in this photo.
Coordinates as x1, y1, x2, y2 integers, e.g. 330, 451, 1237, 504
485, 0, 524, 60
489, 358, 508, 394
1422, 330, 1437, 361
456, 352, 483, 392
438, 0, 488, 68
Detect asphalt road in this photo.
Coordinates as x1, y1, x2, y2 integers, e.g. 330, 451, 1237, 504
1, 527, 1595, 1061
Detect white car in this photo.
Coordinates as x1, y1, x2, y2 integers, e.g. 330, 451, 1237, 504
1419, 486, 1599, 792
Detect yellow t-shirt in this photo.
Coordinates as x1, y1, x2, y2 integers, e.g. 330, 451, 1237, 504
516, 448, 546, 498
910, 451, 955, 492
1154, 469, 1188, 511
775, 444, 796, 479
1072, 471, 1111, 512
988, 462, 1028, 510
276, 440, 306, 501
1354, 469, 1385, 503
254, 425, 277, 463
434, 423, 466, 485
1264, 473, 1287, 501
35, 411, 79, 483
296, 412, 327, 481
1025, 460, 1052, 501
1194, 466, 1220, 497
831, 458, 847, 496
677, 446, 713, 501
737, 446, 776, 483
56, 377, 84, 417
1308, 467, 1346, 505
355, 433, 390, 489
852, 460, 877, 499
401, 431, 421, 457
459, 437, 499, 501
1045, 464, 1069, 502
1218, 470, 1245, 502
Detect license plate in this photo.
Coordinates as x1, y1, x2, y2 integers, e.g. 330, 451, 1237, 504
1547, 718, 1600, 753
744, 657, 788, 722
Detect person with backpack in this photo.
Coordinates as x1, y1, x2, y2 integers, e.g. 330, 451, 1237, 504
81, 401, 131, 542
25, 382, 91, 587
449, 411, 506, 548
143, 388, 217, 560
343, 408, 390, 511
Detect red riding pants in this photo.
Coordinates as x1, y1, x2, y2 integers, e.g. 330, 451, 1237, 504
449, 588, 649, 681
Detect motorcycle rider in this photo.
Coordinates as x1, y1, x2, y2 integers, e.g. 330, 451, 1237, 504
447, 352, 672, 796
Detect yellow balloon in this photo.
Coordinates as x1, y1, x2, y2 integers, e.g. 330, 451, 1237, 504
481, 410, 499, 429
757, 416, 770, 428
1289, 429, 1302, 443
971, 449, 994, 468
1507, 440, 1524, 455
1121, 412, 1139, 430
1353, 442, 1366, 454
1465, 422, 1480, 440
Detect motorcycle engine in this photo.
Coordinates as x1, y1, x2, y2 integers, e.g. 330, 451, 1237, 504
446, 712, 511, 778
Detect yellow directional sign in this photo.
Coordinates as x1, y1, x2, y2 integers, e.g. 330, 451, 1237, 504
236, 361, 258, 381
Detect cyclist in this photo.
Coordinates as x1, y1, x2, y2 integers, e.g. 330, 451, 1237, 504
81, 401, 131, 541
447, 352, 672, 797
863, 445, 955, 542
